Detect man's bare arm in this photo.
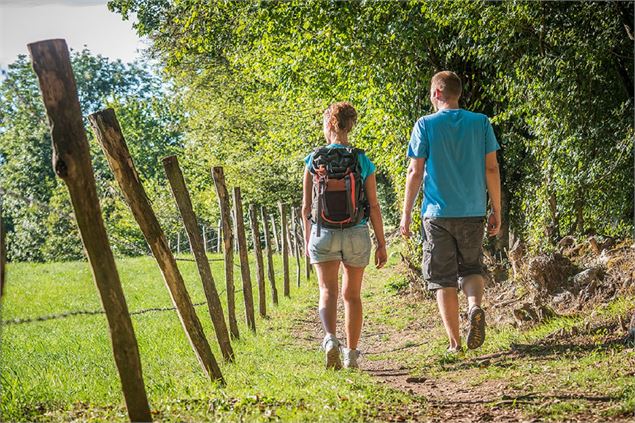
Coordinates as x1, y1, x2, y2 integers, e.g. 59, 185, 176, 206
485, 151, 501, 236
400, 158, 425, 238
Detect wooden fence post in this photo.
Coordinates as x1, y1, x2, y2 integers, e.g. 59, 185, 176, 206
202, 225, 207, 254
163, 156, 234, 362
297, 207, 312, 281
291, 207, 301, 288
261, 207, 279, 305
89, 108, 223, 384
231, 208, 238, 253
271, 214, 280, 252
216, 220, 222, 253
233, 188, 256, 332
278, 202, 290, 297
212, 167, 240, 339
29, 40, 152, 422
249, 205, 266, 317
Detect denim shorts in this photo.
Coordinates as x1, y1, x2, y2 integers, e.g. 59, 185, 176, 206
308, 224, 372, 268
422, 217, 486, 291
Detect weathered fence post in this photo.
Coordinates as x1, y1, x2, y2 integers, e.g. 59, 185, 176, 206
233, 188, 256, 332
29, 40, 152, 422
212, 167, 240, 339
249, 205, 266, 317
297, 207, 312, 281
271, 214, 280, 252
291, 207, 301, 288
278, 202, 290, 297
0, 197, 5, 298
163, 156, 234, 362
202, 225, 208, 253
232, 208, 238, 253
89, 108, 223, 384
261, 207, 279, 305
216, 220, 222, 253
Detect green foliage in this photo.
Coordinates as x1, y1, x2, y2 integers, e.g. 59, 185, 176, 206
2, 2, 632, 262
109, 0, 633, 249
0, 50, 184, 261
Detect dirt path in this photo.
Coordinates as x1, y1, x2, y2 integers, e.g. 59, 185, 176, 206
291, 265, 634, 422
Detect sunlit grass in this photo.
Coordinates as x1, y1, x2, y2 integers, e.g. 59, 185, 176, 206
1, 253, 413, 422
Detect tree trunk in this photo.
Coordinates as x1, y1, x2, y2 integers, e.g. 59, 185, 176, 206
29, 39, 152, 421
163, 156, 234, 362
89, 108, 223, 384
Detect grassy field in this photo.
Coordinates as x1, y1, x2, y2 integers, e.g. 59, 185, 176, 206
2, 248, 634, 421
1, 253, 411, 422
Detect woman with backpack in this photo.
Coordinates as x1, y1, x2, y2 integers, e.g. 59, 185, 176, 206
302, 102, 388, 369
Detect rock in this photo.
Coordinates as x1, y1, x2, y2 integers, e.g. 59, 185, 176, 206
573, 266, 603, 290
527, 253, 576, 293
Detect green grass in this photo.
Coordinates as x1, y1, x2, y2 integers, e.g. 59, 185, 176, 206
359, 255, 635, 421
3, 247, 634, 421
1, 253, 413, 422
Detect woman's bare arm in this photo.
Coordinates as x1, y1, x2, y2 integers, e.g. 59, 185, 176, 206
365, 173, 387, 268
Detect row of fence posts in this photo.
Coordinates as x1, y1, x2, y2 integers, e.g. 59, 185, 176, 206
169, 211, 305, 258
25, 39, 312, 422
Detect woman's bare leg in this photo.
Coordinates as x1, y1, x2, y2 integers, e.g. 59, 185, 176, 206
314, 260, 341, 336
342, 264, 365, 349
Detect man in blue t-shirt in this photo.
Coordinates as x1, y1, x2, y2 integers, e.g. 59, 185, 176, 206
400, 71, 501, 353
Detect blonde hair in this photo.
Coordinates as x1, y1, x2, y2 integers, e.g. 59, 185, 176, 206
323, 102, 357, 133
431, 71, 462, 99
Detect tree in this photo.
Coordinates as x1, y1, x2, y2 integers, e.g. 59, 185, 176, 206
0, 50, 184, 261
110, 0, 634, 250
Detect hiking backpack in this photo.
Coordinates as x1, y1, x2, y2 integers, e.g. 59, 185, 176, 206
308, 146, 370, 236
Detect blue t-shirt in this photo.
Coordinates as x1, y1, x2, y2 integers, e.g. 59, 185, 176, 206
407, 109, 500, 218
304, 143, 375, 225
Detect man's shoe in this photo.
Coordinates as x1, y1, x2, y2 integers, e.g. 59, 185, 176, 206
342, 347, 361, 369
321, 334, 342, 370
467, 305, 486, 349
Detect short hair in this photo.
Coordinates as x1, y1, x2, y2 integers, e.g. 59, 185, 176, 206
431, 71, 462, 99
323, 101, 357, 133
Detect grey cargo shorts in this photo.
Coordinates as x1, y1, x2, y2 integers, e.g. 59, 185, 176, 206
421, 217, 486, 291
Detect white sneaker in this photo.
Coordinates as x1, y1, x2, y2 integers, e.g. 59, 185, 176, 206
321, 334, 342, 370
342, 347, 361, 369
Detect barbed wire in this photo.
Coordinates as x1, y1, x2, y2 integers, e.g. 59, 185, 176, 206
2, 286, 233, 326
2, 301, 205, 326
